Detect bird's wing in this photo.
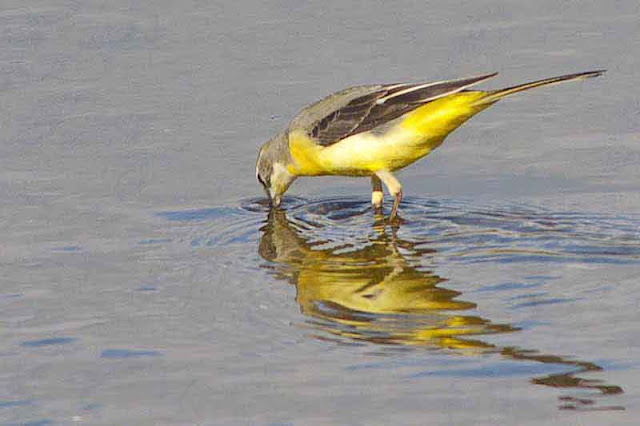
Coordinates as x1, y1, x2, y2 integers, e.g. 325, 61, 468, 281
296, 73, 497, 147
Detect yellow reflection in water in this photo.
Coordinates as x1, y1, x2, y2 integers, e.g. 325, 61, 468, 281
260, 209, 512, 350
258, 209, 623, 410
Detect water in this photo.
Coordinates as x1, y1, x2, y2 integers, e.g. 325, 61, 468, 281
160, 197, 639, 413
2, 0, 640, 425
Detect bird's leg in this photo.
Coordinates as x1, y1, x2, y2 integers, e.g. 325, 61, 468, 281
375, 170, 403, 220
371, 175, 384, 210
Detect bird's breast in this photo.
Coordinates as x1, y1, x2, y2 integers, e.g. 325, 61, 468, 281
288, 129, 429, 176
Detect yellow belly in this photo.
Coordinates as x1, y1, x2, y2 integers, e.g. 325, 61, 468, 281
288, 91, 488, 177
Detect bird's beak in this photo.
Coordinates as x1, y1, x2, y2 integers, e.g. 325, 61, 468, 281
270, 192, 282, 208
267, 187, 281, 208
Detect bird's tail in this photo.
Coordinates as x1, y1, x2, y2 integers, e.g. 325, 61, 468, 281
473, 70, 606, 105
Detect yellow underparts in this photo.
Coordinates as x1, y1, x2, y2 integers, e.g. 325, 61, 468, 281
288, 91, 489, 177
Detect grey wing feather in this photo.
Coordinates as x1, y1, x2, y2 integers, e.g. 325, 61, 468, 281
295, 73, 497, 147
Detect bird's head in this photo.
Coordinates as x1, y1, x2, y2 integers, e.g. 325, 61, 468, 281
256, 133, 296, 208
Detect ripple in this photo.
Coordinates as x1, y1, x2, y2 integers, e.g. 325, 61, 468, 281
158, 196, 640, 265
281, 197, 640, 265
100, 349, 162, 359
21, 337, 77, 347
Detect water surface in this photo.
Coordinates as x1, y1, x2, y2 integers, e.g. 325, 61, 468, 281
2, 0, 640, 424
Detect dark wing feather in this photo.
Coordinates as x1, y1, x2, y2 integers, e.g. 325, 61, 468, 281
311, 92, 380, 144
310, 73, 497, 146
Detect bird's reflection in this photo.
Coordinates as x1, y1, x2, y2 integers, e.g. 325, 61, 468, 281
258, 208, 623, 410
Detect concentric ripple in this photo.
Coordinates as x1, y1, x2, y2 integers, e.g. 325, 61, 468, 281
159, 196, 640, 266
238, 196, 640, 266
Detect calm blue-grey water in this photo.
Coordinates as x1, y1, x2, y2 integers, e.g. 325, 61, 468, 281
2, 1, 639, 425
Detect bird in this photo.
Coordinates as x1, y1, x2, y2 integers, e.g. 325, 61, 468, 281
256, 70, 605, 219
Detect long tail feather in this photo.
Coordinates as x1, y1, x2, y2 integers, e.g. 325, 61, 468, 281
379, 72, 499, 105
474, 70, 606, 105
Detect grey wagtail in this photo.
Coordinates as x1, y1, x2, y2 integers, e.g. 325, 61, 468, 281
256, 70, 604, 219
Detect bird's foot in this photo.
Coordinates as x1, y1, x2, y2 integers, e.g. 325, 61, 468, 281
371, 189, 384, 209
389, 189, 403, 220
